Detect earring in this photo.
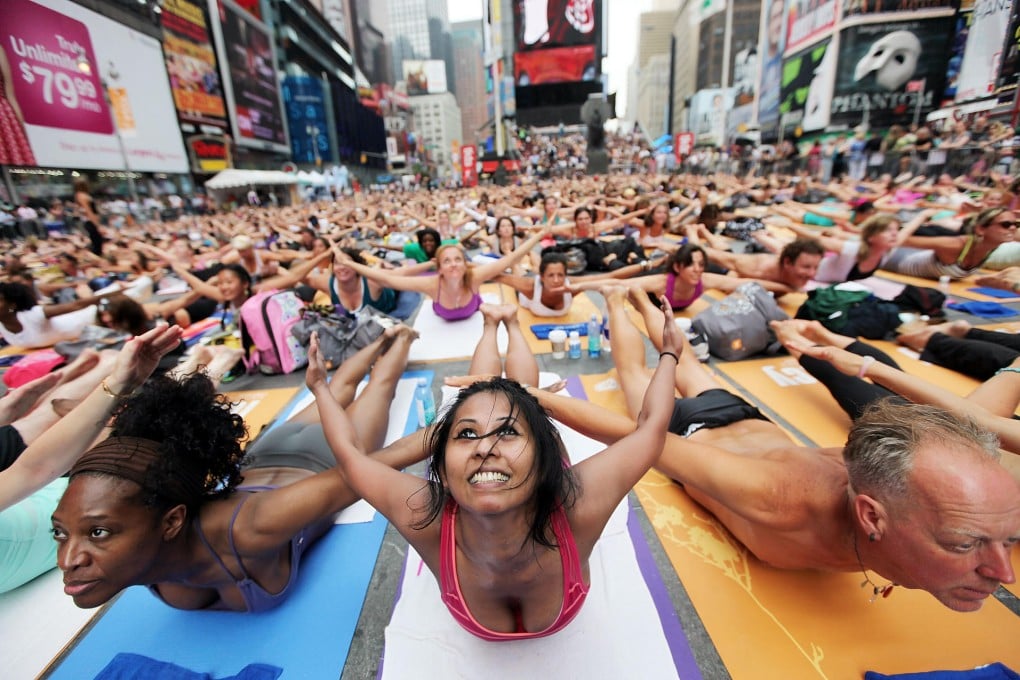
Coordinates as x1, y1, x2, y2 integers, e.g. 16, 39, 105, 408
868, 533, 876, 542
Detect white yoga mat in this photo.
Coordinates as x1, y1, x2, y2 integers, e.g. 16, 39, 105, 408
380, 385, 679, 679
408, 291, 509, 362
0, 567, 102, 680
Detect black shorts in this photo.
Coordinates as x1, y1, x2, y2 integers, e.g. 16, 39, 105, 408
668, 389, 768, 438
243, 422, 334, 473
0, 425, 27, 472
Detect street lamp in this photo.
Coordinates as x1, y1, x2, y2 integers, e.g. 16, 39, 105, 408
74, 51, 140, 207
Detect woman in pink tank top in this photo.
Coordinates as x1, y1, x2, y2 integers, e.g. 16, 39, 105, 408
308, 296, 682, 640
331, 229, 548, 321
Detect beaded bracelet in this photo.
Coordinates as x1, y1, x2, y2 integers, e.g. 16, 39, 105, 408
857, 355, 876, 379
660, 351, 680, 364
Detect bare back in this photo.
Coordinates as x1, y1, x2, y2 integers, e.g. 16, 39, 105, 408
658, 420, 857, 572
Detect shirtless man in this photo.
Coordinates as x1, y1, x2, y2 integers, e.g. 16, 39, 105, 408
703, 238, 824, 292
529, 287, 1019, 612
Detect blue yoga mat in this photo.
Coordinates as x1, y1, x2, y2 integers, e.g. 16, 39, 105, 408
968, 287, 1020, 300
49, 370, 433, 679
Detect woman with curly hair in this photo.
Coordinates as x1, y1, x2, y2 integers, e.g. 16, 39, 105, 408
50, 324, 422, 612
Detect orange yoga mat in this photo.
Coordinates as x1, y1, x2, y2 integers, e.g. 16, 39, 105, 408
514, 290, 603, 355
577, 372, 1020, 678
222, 386, 301, 443
876, 270, 1014, 302
635, 470, 1020, 679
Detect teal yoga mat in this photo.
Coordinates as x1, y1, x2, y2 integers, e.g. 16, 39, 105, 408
48, 370, 433, 679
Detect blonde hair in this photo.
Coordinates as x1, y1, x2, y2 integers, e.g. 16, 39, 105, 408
857, 214, 899, 261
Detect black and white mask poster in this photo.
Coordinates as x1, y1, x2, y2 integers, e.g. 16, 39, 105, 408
779, 39, 834, 134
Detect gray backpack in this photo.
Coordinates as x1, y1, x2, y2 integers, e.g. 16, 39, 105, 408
692, 282, 788, 361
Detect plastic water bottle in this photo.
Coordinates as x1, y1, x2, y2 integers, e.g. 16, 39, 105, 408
415, 378, 436, 427
587, 314, 602, 358
568, 330, 582, 359
938, 275, 951, 296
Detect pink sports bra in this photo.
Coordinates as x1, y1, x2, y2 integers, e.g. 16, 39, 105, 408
439, 499, 589, 641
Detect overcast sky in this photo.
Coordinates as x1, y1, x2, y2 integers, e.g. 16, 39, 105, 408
447, 0, 651, 117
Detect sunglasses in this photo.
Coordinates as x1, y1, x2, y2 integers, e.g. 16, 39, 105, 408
992, 220, 1018, 229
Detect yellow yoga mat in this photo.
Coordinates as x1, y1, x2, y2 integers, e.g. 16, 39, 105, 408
635, 471, 1020, 680
713, 355, 853, 448
223, 386, 301, 443
876, 270, 1012, 302
577, 372, 1020, 678
514, 290, 602, 355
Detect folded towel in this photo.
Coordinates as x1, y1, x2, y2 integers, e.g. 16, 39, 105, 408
946, 301, 1019, 319
95, 653, 282, 680
865, 662, 1020, 680
967, 287, 1020, 299
530, 322, 590, 340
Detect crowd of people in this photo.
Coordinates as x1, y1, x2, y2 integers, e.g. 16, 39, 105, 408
1, 123, 1018, 649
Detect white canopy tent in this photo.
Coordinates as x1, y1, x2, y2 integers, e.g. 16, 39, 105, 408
204, 169, 299, 190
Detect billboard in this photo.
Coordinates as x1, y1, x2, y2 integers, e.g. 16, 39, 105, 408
402, 60, 448, 95
954, 0, 1012, 102
514, 0, 599, 51
282, 75, 333, 165
757, 0, 787, 137
0, 0, 188, 171
514, 45, 596, 85
830, 17, 954, 128
779, 38, 834, 134
997, 5, 1020, 91
160, 0, 227, 134
209, 0, 289, 152
688, 88, 735, 147
785, 0, 838, 53
943, 4, 975, 103
841, 0, 954, 19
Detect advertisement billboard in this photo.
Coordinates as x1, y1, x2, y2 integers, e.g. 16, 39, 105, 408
514, 0, 599, 51
954, 0, 1012, 102
282, 75, 333, 165
830, 17, 954, 128
757, 0, 787, 137
943, 5, 975, 104
402, 60, 448, 95
688, 88, 734, 147
779, 38, 834, 134
785, 0, 838, 54
460, 144, 478, 187
997, 5, 1020, 92
208, 0, 289, 152
161, 0, 227, 134
514, 45, 596, 85
0, 0, 188, 171
841, 0, 954, 19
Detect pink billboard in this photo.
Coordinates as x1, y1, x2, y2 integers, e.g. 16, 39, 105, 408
0, 0, 187, 171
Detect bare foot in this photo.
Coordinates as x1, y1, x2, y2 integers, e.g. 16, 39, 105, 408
479, 303, 503, 326
974, 274, 1018, 291
769, 319, 816, 356
493, 303, 519, 326
0, 371, 64, 425
391, 323, 420, 341
204, 347, 246, 386
57, 348, 101, 385
896, 326, 937, 352
601, 285, 629, 307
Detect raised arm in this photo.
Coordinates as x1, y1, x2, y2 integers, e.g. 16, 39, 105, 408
568, 298, 681, 546
254, 250, 332, 293
470, 227, 547, 282
329, 240, 434, 295
305, 333, 431, 531
0, 325, 184, 510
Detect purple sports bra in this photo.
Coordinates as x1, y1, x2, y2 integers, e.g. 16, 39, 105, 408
147, 487, 312, 613
433, 289, 482, 321
664, 272, 703, 310
439, 499, 589, 641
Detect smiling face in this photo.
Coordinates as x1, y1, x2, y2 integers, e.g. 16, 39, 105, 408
677, 249, 706, 284
52, 475, 173, 608
980, 210, 1018, 245
216, 268, 248, 304
780, 252, 822, 289
441, 391, 537, 514
879, 444, 1020, 612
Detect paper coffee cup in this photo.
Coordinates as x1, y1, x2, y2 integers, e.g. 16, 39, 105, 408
548, 329, 567, 359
